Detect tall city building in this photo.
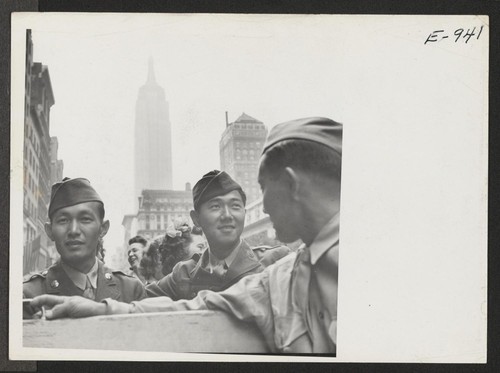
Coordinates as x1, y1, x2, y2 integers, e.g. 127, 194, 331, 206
219, 113, 268, 204
50, 137, 64, 187
134, 58, 173, 206
23, 30, 62, 274
121, 184, 194, 269
135, 184, 193, 240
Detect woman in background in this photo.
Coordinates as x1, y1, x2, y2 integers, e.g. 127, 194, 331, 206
140, 223, 206, 283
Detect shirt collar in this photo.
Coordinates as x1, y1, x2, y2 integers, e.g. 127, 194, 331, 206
209, 239, 242, 269
309, 212, 340, 265
61, 258, 99, 291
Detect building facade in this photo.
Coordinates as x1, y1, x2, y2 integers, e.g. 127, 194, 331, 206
219, 113, 268, 204
135, 185, 193, 240
23, 30, 62, 274
121, 186, 194, 268
50, 137, 64, 186
134, 58, 173, 206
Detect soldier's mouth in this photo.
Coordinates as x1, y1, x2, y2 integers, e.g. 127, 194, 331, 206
66, 241, 84, 247
218, 225, 235, 232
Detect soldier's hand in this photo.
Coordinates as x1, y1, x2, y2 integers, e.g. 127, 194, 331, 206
31, 295, 107, 319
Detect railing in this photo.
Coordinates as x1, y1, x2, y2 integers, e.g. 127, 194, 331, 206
23, 310, 269, 353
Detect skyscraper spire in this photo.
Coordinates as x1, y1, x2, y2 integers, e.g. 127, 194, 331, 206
147, 56, 156, 84
134, 58, 173, 208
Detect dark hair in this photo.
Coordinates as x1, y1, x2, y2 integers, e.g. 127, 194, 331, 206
96, 202, 105, 221
260, 139, 341, 182
129, 235, 148, 247
139, 226, 194, 278
96, 237, 105, 263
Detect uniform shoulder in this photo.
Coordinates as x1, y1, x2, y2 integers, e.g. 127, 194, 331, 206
23, 264, 56, 283
110, 269, 135, 278
252, 244, 290, 252
23, 267, 55, 298
100, 262, 137, 279
252, 245, 292, 267
170, 254, 199, 277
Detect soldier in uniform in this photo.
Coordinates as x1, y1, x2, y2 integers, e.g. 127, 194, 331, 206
23, 177, 146, 318
32, 117, 341, 354
145, 170, 291, 300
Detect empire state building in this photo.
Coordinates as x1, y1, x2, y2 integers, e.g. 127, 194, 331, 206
134, 58, 173, 204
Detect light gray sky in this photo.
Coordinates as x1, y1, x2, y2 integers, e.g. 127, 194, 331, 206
26, 14, 487, 252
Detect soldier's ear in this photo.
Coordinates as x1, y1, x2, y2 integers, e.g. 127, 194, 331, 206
100, 220, 110, 238
44, 222, 54, 241
190, 210, 201, 228
283, 167, 301, 201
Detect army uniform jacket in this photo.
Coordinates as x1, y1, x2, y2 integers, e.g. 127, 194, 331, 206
23, 259, 146, 318
145, 240, 288, 300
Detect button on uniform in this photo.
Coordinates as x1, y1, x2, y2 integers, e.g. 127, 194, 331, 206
105, 273, 112, 280
51, 280, 59, 288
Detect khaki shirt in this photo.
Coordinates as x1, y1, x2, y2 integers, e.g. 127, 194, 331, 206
61, 260, 99, 292
105, 214, 339, 354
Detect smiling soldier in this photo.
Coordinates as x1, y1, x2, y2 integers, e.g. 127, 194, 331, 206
145, 170, 290, 300
23, 178, 145, 318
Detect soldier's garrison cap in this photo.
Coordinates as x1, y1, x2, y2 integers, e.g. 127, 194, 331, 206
48, 177, 103, 219
192, 170, 246, 211
262, 117, 342, 155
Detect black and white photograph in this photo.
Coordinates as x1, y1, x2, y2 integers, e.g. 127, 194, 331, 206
10, 13, 487, 362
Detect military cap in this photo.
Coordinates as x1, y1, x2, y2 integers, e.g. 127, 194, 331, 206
192, 170, 246, 210
48, 177, 103, 219
262, 117, 342, 155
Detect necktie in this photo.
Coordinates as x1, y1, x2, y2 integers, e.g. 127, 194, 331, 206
82, 276, 95, 300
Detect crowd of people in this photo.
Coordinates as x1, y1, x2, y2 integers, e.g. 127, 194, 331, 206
24, 116, 342, 355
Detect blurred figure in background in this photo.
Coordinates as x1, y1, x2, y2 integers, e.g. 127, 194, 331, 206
127, 235, 148, 284
187, 225, 207, 257
96, 237, 106, 263
139, 223, 204, 284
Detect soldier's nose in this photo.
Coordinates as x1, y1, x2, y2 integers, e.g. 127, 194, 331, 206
221, 205, 232, 219
68, 220, 80, 235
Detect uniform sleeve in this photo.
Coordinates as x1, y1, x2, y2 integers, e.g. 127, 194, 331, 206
200, 270, 275, 346
23, 278, 44, 319
258, 246, 292, 267
145, 262, 184, 300
136, 268, 276, 351
105, 268, 273, 323
134, 280, 147, 301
